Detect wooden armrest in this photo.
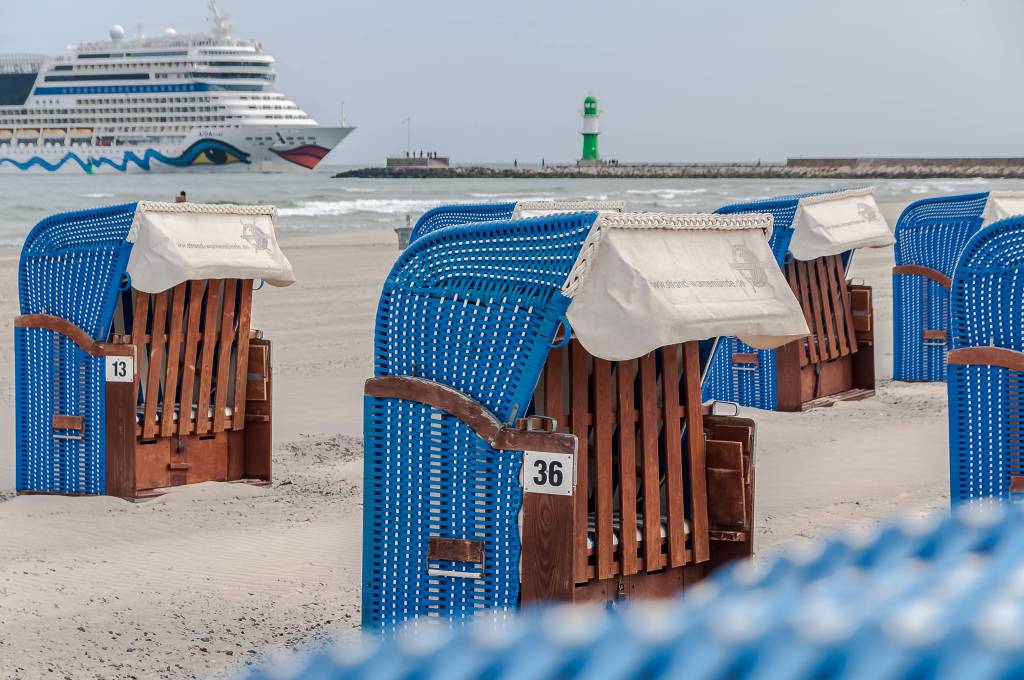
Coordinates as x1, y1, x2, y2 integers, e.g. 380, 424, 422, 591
365, 375, 577, 455
15, 314, 133, 357
948, 347, 1024, 372
892, 264, 951, 289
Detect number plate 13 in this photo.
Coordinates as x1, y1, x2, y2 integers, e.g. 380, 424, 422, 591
105, 355, 134, 383
523, 451, 575, 496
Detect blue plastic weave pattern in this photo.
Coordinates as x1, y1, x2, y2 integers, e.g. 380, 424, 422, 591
249, 507, 1024, 680
363, 213, 597, 633
15, 203, 137, 494
407, 202, 517, 244
702, 193, 825, 409
948, 216, 1024, 505
893, 192, 987, 382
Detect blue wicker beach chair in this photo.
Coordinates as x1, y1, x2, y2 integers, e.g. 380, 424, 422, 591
703, 188, 892, 411
892, 193, 988, 382
892, 191, 1024, 383
408, 200, 624, 244
947, 214, 1024, 506
15, 202, 293, 498
253, 506, 1024, 680
363, 210, 808, 632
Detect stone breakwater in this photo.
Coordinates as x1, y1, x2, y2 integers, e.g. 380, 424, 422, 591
335, 161, 1024, 180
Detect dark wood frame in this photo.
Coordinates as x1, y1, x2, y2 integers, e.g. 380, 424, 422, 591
775, 254, 876, 411
16, 277, 273, 499
365, 340, 758, 609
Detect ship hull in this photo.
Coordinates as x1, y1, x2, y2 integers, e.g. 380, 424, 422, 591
0, 125, 354, 174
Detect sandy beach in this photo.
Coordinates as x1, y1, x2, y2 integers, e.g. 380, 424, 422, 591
0, 201, 950, 679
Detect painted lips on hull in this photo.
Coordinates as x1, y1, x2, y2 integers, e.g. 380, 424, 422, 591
270, 144, 331, 169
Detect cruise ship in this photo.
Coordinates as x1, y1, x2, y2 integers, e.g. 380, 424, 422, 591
0, 2, 353, 173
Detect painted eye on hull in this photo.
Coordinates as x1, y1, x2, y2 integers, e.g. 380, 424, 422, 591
168, 140, 250, 167
192, 147, 242, 165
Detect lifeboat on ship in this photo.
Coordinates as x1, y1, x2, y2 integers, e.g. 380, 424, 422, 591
43, 128, 67, 143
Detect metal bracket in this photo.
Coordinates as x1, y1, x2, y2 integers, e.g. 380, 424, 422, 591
516, 415, 559, 433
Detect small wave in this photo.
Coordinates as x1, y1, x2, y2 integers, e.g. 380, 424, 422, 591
80, 192, 115, 198
626, 188, 707, 197
467, 193, 559, 201
340, 187, 376, 193
278, 199, 446, 217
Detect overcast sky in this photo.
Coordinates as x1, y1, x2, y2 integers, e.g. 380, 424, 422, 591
1, 0, 1020, 164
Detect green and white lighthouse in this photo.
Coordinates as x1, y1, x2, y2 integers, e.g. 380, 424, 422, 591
580, 95, 600, 162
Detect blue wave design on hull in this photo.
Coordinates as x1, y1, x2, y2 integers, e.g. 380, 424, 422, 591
0, 139, 251, 172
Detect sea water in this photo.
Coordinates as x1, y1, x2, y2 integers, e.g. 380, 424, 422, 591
0, 169, 1016, 246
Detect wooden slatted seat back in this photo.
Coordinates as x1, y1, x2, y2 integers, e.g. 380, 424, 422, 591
533, 339, 710, 586
784, 254, 859, 367
114, 279, 255, 441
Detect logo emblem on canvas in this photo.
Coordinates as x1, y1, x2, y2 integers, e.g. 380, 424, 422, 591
240, 219, 271, 253
730, 244, 772, 289
857, 202, 877, 222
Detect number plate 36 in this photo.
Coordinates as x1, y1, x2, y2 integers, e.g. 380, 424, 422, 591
523, 451, 576, 496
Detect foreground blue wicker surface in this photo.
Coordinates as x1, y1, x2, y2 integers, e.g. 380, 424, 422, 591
249, 507, 1024, 680
948, 215, 1024, 505
15, 203, 137, 494
893, 193, 988, 382
702, 192, 827, 409
407, 202, 517, 243
363, 212, 597, 633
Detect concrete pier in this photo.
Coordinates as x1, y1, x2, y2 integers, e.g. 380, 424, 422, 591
335, 158, 1024, 180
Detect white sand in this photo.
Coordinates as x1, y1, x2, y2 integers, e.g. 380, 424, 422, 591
0, 202, 951, 678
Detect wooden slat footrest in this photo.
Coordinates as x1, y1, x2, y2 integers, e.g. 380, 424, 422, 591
709, 530, 748, 542
800, 387, 875, 411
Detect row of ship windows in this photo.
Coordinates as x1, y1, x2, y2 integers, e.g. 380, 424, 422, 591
1, 115, 308, 124
5, 104, 300, 115
60, 60, 270, 70
10, 103, 298, 115
44, 72, 275, 82
72, 94, 288, 105
73, 46, 257, 58
4, 113, 307, 121
154, 73, 275, 81
245, 136, 318, 143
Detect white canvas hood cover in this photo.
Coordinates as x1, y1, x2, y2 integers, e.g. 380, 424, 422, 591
125, 202, 295, 294
513, 200, 625, 218
981, 191, 1024, 226
563, 212, 810, 361
789, 188, 894, 260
